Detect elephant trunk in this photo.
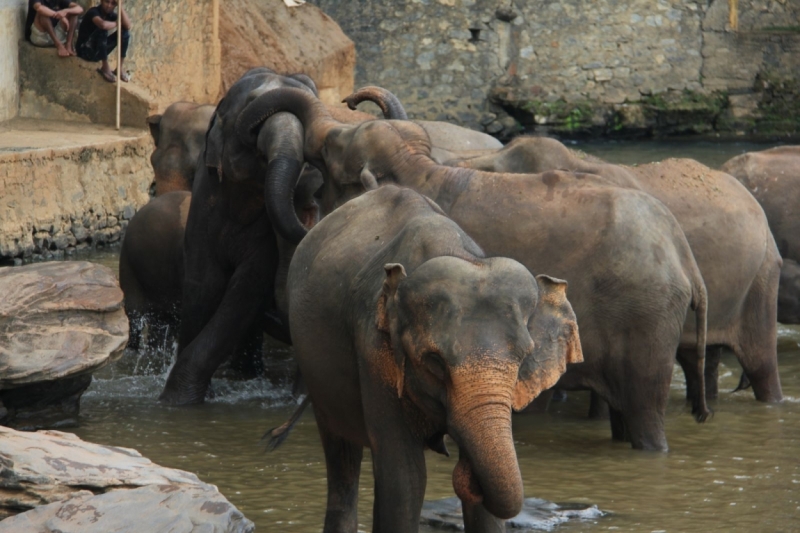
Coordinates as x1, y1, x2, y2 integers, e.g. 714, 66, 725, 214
235, 87, 339, 245
342, 86, 409, 119
448, 363, 523, 520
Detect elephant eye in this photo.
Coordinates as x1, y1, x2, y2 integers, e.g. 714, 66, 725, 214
423, 352, 447, 381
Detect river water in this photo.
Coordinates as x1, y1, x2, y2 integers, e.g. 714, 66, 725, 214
68, 140, 799, 532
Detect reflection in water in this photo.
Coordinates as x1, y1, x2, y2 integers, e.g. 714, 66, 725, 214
70, 141, 799, 532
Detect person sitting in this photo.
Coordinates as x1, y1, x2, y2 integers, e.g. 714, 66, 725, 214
24, 0, 83, 58
76, 0, 132, 83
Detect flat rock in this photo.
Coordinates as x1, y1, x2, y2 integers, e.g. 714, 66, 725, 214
0, 426, 254, 532
0, 261, 128, 428
420, 497, 605, 531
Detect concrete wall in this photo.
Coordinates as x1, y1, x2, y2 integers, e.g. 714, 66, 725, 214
0, 0, 25, 121
313, 0, 800, 138
0, 134, 153, 261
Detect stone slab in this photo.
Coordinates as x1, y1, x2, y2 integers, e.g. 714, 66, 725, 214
0, 426, 254, 531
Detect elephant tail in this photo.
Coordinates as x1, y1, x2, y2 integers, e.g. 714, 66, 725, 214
691, 280, 712, 423
263, 395, 311, 451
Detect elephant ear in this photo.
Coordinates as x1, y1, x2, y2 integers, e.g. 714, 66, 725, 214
147, 114, 162, 146
512, 274, 583, 411
204, 110, 225, 179
376, 263, 408, 397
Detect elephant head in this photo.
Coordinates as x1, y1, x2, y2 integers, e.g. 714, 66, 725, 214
236, 86, 435, 243
147, 102, 215, 195
376, 256, 582, 519
205, 68, 323, 241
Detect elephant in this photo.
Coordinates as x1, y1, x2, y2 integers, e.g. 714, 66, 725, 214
778, 259, 800, 324
146, 102, 215, 195
344, 87, 784, 402
287, 184, 581, 533
157, 68, 326, 405
444, 138, 783, 403
119, 190, 190, 351
119, 103, 214, 351
341, 86, 503, 163
237, 87, 711, 451
722, 146, 800, 324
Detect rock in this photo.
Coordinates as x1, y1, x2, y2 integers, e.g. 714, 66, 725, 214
219, 0, 356, 107
0, 262, 128, 429
0, 426, 254, 532
420, 497, 605, 531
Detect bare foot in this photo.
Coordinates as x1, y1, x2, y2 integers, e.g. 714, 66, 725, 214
57, 46, 70, 58
67, 47, 76, 56
119, 71, 130, 82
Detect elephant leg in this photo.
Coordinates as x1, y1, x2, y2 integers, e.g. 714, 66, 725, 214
619, 379, 669, 452
462, 499, 505, 533
734, 260, 783, 402
588, 391, 609, 420
228, 317, 266, 379
607, 350, 671, 451
679, 344, 721, 402
125, 309, 144, 352
318, 421, 363, 533
608, 406, 627, 442
362, 384, 426, 532
160, 260, 271, 405
703, 346, 723, 400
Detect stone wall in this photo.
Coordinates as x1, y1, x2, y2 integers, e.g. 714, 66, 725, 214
313, 0, 800, 138
0, 0, 25, 121
0, 134, 153, 262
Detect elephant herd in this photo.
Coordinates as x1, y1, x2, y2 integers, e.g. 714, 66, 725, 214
119, 67, 799, 532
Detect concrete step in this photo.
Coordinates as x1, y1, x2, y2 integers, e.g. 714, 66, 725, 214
18, 40, 157, 128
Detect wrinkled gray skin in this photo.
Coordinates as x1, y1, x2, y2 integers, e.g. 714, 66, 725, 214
119, 191, 191, 351
158, 68, 323, 405
447, 137, 783, 404
147, 102, 215, 196
722, 146, 800, 325
289, 185, 581, 533
238, 88, 711, 451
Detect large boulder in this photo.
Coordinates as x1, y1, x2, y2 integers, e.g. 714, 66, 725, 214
219, 0, 356, 107
0, 261, 128, 429
0, 426, 254, 532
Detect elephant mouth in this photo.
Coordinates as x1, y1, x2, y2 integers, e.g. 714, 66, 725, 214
452, 453, 484, 507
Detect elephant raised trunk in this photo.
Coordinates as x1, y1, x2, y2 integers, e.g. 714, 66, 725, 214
447, 362, 523, 520
342, 86, 409, 120
235, 87, 340, 245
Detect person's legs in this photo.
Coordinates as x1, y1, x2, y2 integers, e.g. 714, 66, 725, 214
32, 12, 69, 57
77, 28, 115, 81
64, 15, 79, 55
104, 29, 131, 82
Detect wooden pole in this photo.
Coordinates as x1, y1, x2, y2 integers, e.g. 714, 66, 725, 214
729, 0, 739, 31
116, 0, 122, 130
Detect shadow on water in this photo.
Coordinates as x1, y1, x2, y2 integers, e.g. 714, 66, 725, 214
68, 141, 799, 532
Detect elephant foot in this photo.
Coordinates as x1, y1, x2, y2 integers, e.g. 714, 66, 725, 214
158, 384, 208, 405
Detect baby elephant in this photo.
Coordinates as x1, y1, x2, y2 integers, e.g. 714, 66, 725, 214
287, 185, 582, 533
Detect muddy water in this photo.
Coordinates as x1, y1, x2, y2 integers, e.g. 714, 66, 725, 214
70, 141, 798, 532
